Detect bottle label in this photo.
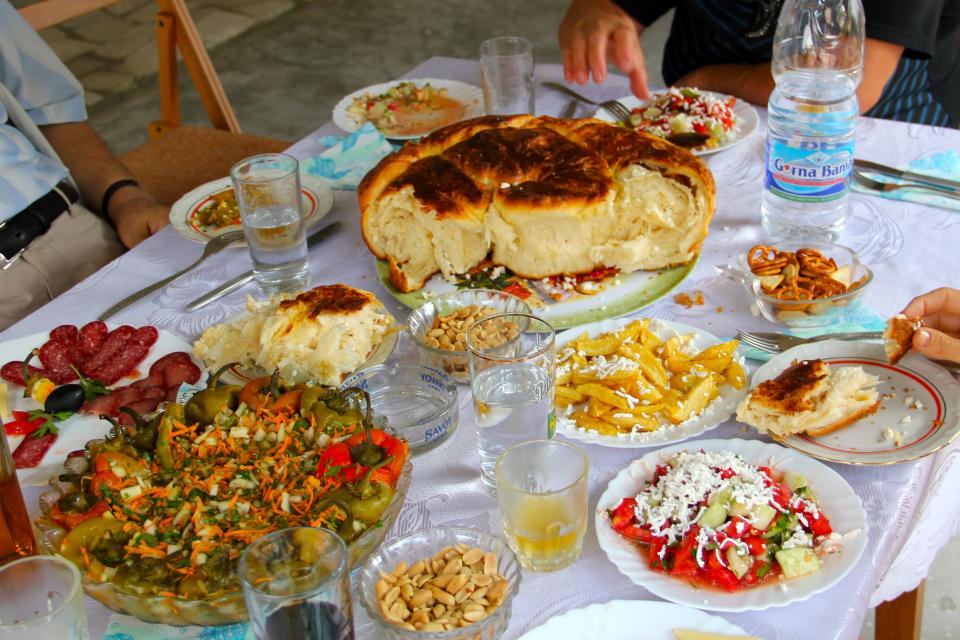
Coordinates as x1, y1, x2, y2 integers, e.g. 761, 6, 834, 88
764, 137, 853, 203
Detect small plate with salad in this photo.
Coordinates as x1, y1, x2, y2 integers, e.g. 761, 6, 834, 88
594, 88, 758, 155
596, 438, 867, 611
333, 79, 483, 140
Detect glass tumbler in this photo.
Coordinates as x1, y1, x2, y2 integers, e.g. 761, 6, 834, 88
467, 313, 555, 490
480, 36, 535, 115
230, 153, 309, 294
496, 439, 589, 572
240, 527, 354, 640
0, 555, 88, 639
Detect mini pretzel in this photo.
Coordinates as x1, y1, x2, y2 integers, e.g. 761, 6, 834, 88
809, 277, 847, 298
747, 245, 791, 275
796, 248, 838, 277
773, 285, 814, 302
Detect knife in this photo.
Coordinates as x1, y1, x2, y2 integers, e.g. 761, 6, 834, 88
186, 221, 341, 311
854, 159, 960, 193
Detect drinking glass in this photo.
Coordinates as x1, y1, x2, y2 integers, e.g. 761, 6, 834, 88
480, 36, 535, 115
467, 313, 555, 490
230, 154, 309, 293
496, 439, 588, 572
0, 431, 34, 565
240, 527, 354, 640
0, 555, 88, 639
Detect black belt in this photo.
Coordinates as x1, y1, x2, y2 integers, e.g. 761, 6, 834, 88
0, 181, 79, 269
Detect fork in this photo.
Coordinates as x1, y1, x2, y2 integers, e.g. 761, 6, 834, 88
540, 82, 633, 124
853, 171, 960, 200
737, 330, 960, 374
99, 229, 246, 320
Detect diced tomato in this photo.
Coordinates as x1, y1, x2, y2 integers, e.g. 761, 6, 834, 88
648, 536, 668, 568
744, 535, 767, 556
503, 282, 532, 299
670, 529, 700, 578
653, 464, 670, 482
693, 122, 707, 134
723, 516, 750, 539
757, 466, 774, 480
805, 508, 833, 537
610, 497, 638, 531
619, 524, 653, 543
704, 552, 740, 591
717, 467, 735, 479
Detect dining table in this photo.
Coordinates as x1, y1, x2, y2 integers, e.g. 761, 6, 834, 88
5, 56, 960, 640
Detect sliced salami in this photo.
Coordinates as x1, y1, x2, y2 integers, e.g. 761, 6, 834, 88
84, 393, 119, 417
1, 360, 50, 388
80, 325, 134, 378
38, 339, 79, 384
131, 372, 164, 390
112, 387, 143, 408
49, 325, 79, 344
78, 321, 109, 357
162, 360, 201, 389
12, 433, 57, 468
148, 352, 193, 378
129, 326, 159, 349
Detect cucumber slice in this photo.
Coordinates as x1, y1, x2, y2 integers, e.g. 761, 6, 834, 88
784, 471, 808, 492
697, 502, 728, 529
775, 547, 821, 579
708, 487, 732, 507
725, 547, 752, 579
729, 501, 750, 517
748, 504, 778, 531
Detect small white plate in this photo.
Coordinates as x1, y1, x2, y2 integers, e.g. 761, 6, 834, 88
1, 328, 197, 486
332, 78, 483, 140
554, 317, 749, 448
750, 340, 960, 465
593, 91, 759, 156
596, 438, 869, 612
169, 175, 334, 243
517, 599, 751, 639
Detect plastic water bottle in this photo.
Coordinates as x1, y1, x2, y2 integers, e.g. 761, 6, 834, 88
761, 0, 865, 239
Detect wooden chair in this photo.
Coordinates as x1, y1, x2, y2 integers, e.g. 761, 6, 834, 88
18, 0, 289, 206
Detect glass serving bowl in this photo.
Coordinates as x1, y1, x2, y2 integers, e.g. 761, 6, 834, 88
342, 364, 459, 453
408, 289, 532, 384
359, 527, 521, 640
34, 442, 412, 626
739, 241, 873, 329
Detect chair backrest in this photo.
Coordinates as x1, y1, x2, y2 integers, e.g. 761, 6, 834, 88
17, 0, 241, 136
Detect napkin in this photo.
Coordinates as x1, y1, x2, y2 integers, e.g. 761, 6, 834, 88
300, 122, 396, 190
104, 615, 253, 639
852, 149, 960, 211
740, 304, 887, 362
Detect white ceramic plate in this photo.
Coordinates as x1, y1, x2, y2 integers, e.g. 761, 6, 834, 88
169, 175, 334, 243
554, 318, 749, 448
596, 438, 869, 612
593, 91, 759, 156
518, 599, 751, 639
332, 78, 483, 140
1, 328, 197, 486
750, 340, 960, 465
215, 329, 399, 386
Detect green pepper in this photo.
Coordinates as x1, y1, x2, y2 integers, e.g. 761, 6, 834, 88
155, 405, 183, 471
184, 363, 241, 427
313, 495, 356, 541
117, 407, 160, 451
60, 516, 125, 569
348, 481, 394, 525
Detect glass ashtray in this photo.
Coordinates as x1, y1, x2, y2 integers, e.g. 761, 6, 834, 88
342, 364, 458, 453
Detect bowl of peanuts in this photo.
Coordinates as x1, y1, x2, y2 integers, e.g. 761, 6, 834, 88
408, 289, 531, 384
359, 527, 521, 639
741, 241, 873, 328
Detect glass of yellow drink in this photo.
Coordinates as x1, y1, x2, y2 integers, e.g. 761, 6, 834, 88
495, 439, 588, 571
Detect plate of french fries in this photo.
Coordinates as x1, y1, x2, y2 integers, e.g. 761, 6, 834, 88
554, 317, 749, 448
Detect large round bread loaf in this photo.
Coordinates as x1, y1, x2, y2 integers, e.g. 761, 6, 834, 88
358, 115, 716, 292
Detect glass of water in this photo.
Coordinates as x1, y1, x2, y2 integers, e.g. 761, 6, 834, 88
0, 555, 88, 639
496, 439, 588, 572
240, 527, 354, 640
230, 154, 310, 294
480, 36, 535, 115
467, 312, 555, 490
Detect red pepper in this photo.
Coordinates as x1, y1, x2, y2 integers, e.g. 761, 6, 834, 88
744, 535, 767, 556
670, 528, 701, 578
610, 497, 638, 531
49, 500, 108, 530
503, 282, 532, 300
91, 471, 124, 497
315, 443, 362, 483
804, 507, 833, 537
4, 411, 45, 436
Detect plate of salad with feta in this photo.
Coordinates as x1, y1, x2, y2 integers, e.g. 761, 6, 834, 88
594, 88, 758, 155
596, 438, 867, 611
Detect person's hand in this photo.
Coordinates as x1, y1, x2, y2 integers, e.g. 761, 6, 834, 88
900, 287, 960, 364
109, 190, 170, 248
559, 0, 650, 99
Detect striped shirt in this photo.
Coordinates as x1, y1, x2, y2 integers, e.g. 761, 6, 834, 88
618, 0, 958, 127
0, 0, 86, 222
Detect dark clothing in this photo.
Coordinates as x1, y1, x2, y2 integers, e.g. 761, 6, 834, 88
615, 0, 960, 126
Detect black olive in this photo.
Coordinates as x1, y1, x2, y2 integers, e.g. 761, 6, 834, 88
44, 384, 85, 414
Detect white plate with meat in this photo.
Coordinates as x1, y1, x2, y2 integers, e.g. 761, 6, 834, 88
0, 322, 201, 486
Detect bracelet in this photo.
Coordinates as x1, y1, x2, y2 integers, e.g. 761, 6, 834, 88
100, 179, 140, 220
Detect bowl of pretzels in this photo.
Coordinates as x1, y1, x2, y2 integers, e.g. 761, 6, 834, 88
741, 241, 873, 328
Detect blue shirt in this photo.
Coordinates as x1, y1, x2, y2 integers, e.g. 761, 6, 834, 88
0, 0, 87, 221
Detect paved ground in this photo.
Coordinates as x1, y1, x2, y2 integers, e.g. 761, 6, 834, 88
18, 1, 960, 637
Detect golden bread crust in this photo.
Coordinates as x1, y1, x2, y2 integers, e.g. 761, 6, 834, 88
277, 284, 378, 318
884, 315, 918, 364
804, 400, 881, 437
751, 359, 829, 414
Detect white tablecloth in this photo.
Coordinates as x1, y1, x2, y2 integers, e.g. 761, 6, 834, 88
7, 57, 960, 639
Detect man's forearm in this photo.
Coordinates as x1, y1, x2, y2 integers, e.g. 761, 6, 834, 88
681, 63, 776, 106
38, 121, 154, 222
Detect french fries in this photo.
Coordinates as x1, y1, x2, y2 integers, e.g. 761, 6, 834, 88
556, 319, 746, 438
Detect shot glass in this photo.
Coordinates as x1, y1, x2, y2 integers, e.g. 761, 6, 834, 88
0, 555, 88, 639
240, 527, 354, 640
495, 439, 589, 572
230, 154, 309, 294
480, 36, 535, 115
467, 313, 555, 490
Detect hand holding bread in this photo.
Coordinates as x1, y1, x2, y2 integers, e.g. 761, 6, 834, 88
900, 287, 960, 364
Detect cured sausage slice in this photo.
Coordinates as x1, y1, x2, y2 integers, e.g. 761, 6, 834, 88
80, 326, 134, 378
162, 360, 201, 389
78, 321, 109, 357
12, 433, 57, 468
49, 325, 79, 344
1, 361, 50, 387
39, 339, 80, 384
